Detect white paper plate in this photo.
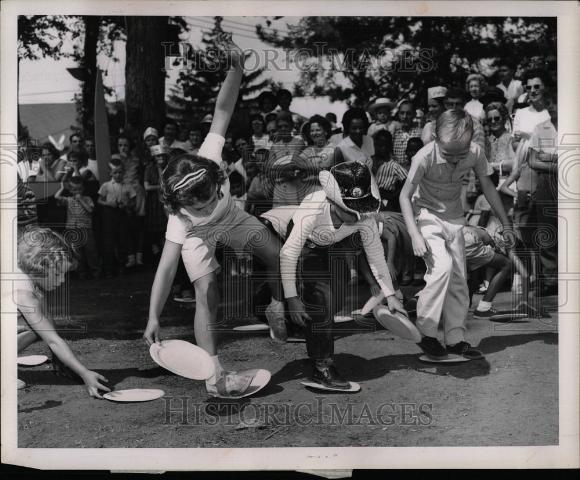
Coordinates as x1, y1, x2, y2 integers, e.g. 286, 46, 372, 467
373, 306, 422, 342
301, 380, 361, 393
104, 389, 165, 402
232, 324, 270, 332
150, 340, 215, 380
419, 354, 471, 364
334, 315, 354, 324
18, 355, 49, 366
211, 368, 271, 399
361, 293, 385, 316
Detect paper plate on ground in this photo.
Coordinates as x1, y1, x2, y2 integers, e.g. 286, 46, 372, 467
419, 354, 471, 363
373, 306, 422, 342
301, 380, 361, 393
334, 314, 354, 324
103, 389, 165, 403
150, 340, 215, 380
232, 323, 270, 332
18, 355, 49, 366
211, 368, 271, 399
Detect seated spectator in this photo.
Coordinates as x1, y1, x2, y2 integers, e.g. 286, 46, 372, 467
496, 58, 524, 115
35, 142, 67, 182
250, 114, 271, 151
277, 89, 306, 125
371, 130, 408, 212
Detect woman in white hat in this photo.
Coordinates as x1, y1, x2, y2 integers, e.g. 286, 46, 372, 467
262, 161, 406, 391
367, 98, 398, 138
421, 86, 447, 145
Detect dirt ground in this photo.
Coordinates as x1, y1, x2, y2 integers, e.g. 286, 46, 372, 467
16, 266, 559, 448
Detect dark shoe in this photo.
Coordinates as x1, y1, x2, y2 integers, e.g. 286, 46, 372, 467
310, 364, 351, 390
473, 307, 498, 319
417, 336, 447, 359
446, 341, 484, 360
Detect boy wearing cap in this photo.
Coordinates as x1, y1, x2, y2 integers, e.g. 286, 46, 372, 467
263, 161, 405, 391
399, 110, 515, 360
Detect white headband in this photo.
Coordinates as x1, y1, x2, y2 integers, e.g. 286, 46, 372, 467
173, 169, 207, 191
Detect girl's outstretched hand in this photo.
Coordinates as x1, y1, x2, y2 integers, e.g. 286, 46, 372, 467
82, 371, 111, 399
216, 31, 244, 68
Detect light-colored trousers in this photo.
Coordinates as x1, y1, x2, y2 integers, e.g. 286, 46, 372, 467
415, 209, 468, 346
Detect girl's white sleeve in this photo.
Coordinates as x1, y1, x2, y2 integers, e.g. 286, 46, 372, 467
359, 218, 395, 297
279, 207, 320, 298
197, 133, 225, 165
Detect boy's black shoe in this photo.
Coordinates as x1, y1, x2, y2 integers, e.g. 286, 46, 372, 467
473, 307, 498, 319
310, 364, 351, 390
446, 341, 484, 360
417, 336, 447, 359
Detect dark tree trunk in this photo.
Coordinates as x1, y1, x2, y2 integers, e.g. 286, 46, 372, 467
125, 17, 167, 140
81, 15, 99, 138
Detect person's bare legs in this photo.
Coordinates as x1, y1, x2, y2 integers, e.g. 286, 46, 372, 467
481, 254, 511, 303
193, 272, 220, 356
18, 330, 39, 353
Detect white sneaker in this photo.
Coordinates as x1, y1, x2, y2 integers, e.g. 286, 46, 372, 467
265, 302, 287, 343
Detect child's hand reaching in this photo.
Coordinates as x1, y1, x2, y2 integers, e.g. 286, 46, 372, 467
81, 370, 111, 399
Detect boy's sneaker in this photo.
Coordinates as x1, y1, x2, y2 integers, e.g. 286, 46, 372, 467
446, 341, 484, 360
417, 336, 447, 360
473, 307, 498, 319
310, 364, 351, 390
265, 302, 287, 343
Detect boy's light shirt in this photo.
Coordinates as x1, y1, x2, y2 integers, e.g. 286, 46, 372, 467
165, 133, 234, 245
408, 141, 493, 222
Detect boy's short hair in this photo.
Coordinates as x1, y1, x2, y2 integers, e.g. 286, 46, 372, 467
276, 111, 293, 125
445, 87, 465, 101
372, 129, 393, 152
435, 110, 474, 144
69, 132, 82, 143
265, 112, 278, 125
406, 137, 424, 154
228, 170, 245, 188
109, 157, 124, 170
18, 226, 77, 278
68, 176, 84, 189
250, 114, 265, 125
325, 112, 337, 123
277, 89, 292, 101
67, 150, 88, 164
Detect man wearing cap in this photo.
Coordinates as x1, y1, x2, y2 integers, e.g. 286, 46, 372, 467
367, 98, 399, 138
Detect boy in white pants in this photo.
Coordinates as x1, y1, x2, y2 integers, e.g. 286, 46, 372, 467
400, 110, 515, 360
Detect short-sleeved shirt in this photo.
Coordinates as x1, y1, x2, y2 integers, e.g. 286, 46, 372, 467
513, 106, 551, 137
497, 79, 524, 114
165, 133, 232, 245
59, 196, 94, 229
374, 160, 408, 191
337, 135, 374, 169
98, 180, 137, 206
407, 141, 493, 221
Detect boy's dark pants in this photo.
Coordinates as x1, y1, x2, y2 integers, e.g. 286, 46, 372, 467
101, 206, 129, 274
66, 227, 101, 277
298, 244, 347, 360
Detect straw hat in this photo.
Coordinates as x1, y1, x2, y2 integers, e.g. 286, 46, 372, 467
368, 98, 395, 114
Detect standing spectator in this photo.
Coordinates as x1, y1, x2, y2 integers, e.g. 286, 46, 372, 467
421, 86, 447, 145
293, 114, 338, 201
334, 108, 374, 168
392, 101, 422, 168
444, 88, 485, 148
55, 177, 101, 279
496, 59, 524, 115
277, 89, 306, 124
464, 73, 487, 123
35, 142, 67, 182
143, 127, 159, 150
185, 125, 202, 154
97, 159, 136, 278
325, 112, 342, 136
160, 120, 189, 151
144, 145, 169, 260
257, 91, 278, 119
250, 114, 271, 151
82, 138, 100, 182
484, 102, 515, 184
367, 98, 397, 138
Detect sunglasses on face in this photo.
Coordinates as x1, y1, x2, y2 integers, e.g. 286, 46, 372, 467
525, 84, 543, 91
488, 116, 502, 123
